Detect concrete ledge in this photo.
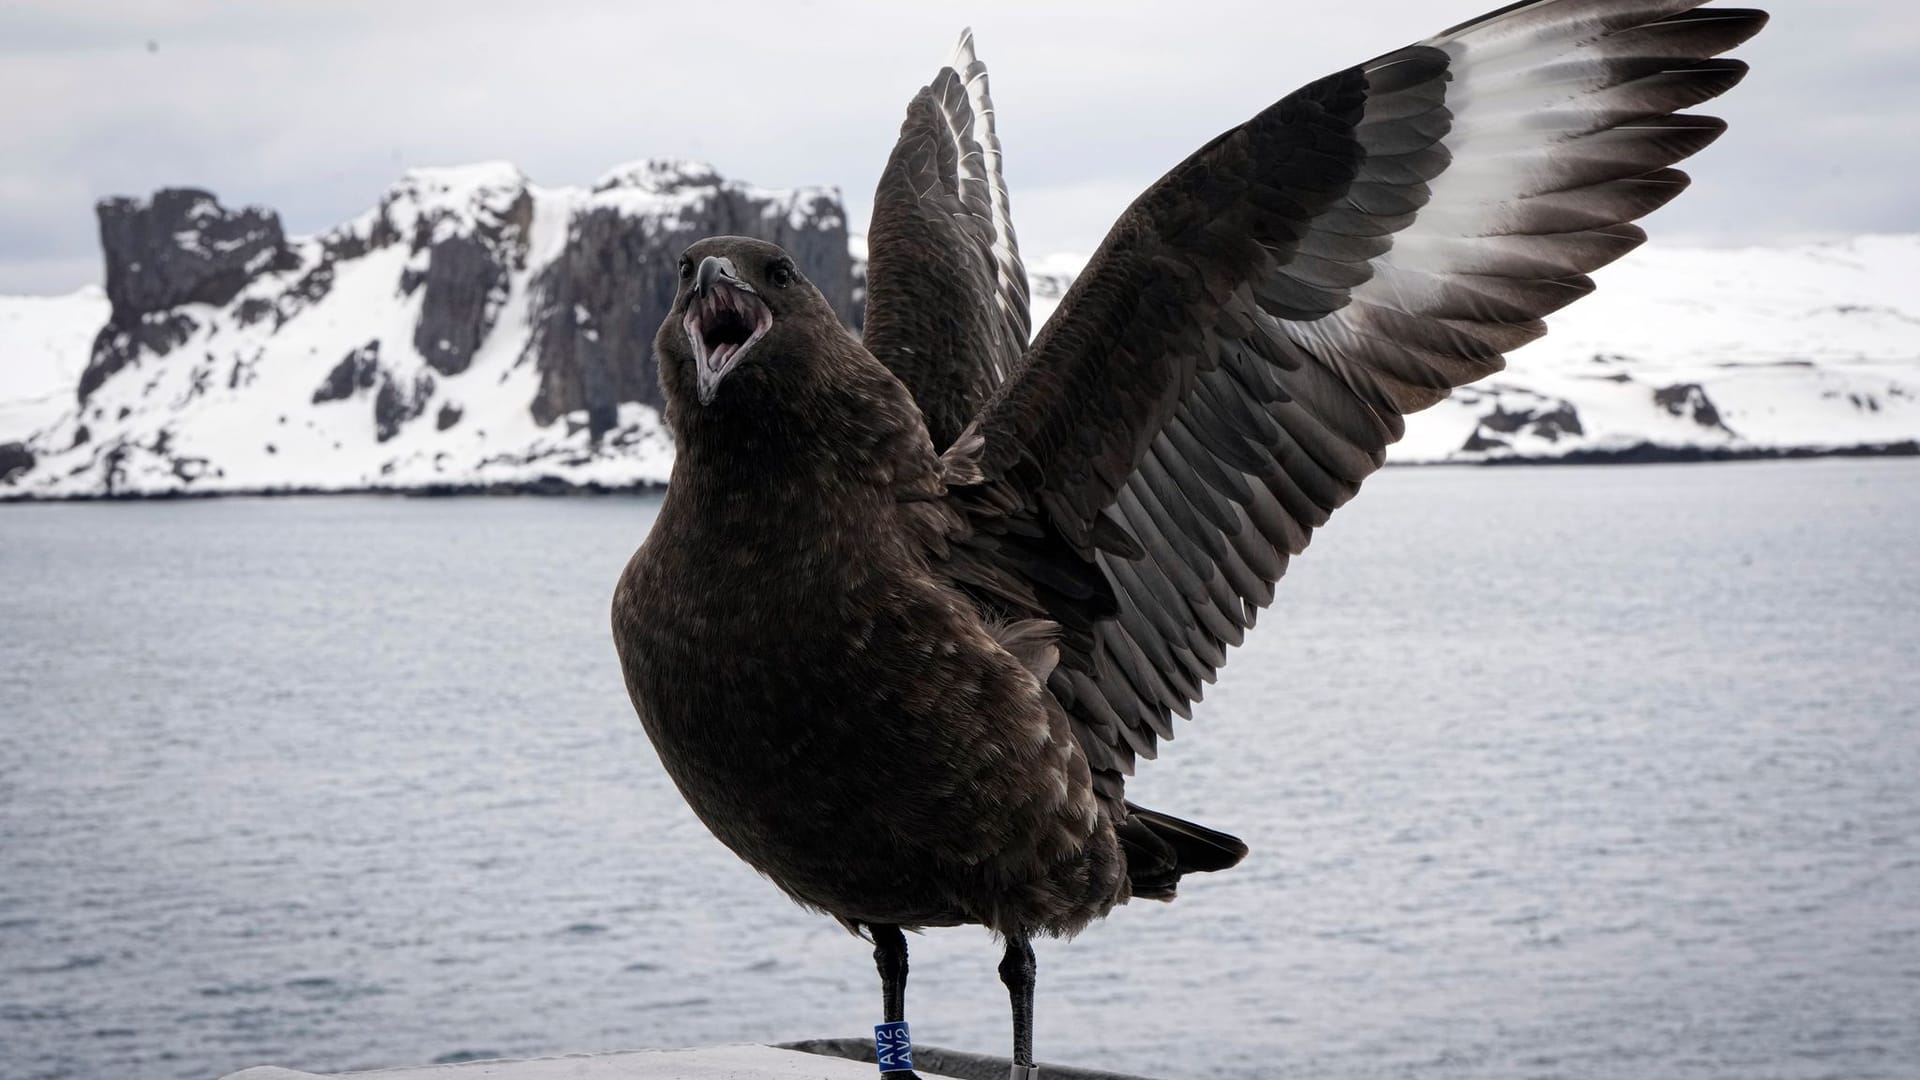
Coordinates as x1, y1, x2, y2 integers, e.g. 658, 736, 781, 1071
784, 1038, 1157, 1080
219, 1044, 959, 1080
219, 1042, 1163, 1080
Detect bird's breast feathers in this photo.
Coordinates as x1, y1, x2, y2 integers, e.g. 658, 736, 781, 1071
614, 509, 1106, 910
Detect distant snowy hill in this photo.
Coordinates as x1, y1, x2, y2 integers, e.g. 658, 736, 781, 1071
2, 175, 1916, 500
1027, 236, 1920, 464
1403, 235, 1920, 462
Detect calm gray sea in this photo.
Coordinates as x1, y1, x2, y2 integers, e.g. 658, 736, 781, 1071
2, 460, 1917, 1080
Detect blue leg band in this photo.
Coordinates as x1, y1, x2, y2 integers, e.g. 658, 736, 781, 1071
874, 1021, 913, 1073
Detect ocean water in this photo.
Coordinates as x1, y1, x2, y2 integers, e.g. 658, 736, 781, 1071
1, 460, 1917, 1080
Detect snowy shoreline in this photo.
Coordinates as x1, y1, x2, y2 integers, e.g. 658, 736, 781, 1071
7, 442, 1915, 505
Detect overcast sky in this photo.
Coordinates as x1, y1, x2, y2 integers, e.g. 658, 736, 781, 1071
1, 0, 1912, 294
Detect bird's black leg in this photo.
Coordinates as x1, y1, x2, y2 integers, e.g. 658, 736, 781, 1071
998, 933, 1040, 1080
872, 924, 910, 1023
871, 924, 919, 1077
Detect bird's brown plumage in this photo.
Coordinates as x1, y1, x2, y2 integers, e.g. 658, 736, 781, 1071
616, 236, 1128, 936
613, 0, 1767, 1066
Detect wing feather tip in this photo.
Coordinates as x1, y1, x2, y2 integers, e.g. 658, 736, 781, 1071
948, 27, 977, 70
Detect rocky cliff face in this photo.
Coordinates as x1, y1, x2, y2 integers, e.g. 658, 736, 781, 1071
523, 161, 853, 435
386, 167, 535, 379
2, 161, 853, 497
82, 189, 300, 402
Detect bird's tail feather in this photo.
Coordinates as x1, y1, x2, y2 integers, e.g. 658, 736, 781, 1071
1118, 803, 1248, 901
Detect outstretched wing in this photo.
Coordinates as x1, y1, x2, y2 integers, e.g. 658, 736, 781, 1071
865, 29, 1032, 451
933, 0, 1768, 805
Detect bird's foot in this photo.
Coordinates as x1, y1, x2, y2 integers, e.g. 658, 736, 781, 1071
1008, 1065, 1040, 1080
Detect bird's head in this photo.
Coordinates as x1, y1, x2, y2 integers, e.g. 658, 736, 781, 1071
656, 235, 841, 409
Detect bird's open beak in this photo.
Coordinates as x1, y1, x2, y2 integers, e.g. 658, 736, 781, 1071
684, 256, 773, 406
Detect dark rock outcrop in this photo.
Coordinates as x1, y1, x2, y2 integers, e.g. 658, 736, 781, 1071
523, 162, 854, 437
375, 371, 436, 442
1461, 428, 1506, 453
309, 338, 438, 443
313, 341, 383, 404
388, 173, 534, 377
0, 442, 34, 482
1654, 383, 1734, 433
81, 190, 297, 402
80, 312, 198, 402
274, 261, 336, 327
412, 234, 508, 375
97, 189, 294, 321
1461, 395, 1585, 452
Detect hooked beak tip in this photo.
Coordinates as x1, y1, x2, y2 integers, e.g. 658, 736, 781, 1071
695, 255, 747, 298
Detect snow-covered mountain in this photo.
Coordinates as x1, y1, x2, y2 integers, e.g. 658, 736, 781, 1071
2, 172, 1916, 500
1028, 236, 1920, 464
1391, 235, 1920, 463
1, 161, 853, 498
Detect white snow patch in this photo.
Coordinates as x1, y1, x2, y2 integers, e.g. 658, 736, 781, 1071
0, 286, 110, 440
381, 162, 529, 245
594, 159, 721, 193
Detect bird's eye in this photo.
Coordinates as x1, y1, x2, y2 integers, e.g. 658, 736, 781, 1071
768, 261, 794, 289
678, 257, 693, 281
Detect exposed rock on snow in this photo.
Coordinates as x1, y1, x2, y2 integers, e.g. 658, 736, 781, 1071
85, 189, 299, 402
96, 189, 295, 319
312, 341, 382, 405
1457, 386, 1587, 454
0, 441, 32, 481
385, 164, 533, 378
1652, 383, 1733, 434
1, 161, 853, 498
